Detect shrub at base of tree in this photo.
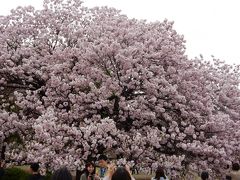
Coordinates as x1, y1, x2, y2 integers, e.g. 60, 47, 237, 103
1, 168, 30, 180
1, 167, 52, 180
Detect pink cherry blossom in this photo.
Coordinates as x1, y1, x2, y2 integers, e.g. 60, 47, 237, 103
0, 0, 240, 178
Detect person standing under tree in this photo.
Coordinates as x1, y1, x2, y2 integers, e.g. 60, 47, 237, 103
29, 163, 44, 180
96, 155, 109, 179
228, 163, 240, 180
51, 167, 72, 180
103, 164, 135, 180
151, 166, 169, 180
200, 171, 209, 180
80, 162, 100, 180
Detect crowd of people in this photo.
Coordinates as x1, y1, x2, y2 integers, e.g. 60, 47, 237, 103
0, 155, 240, 180
77, 155, 136, 180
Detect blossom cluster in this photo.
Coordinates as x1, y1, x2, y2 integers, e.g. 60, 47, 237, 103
0, 0, 240, 177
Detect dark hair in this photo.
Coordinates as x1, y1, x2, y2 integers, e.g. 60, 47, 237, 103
155, 166, 166, 179
52, 167, 72, 180
232, 163, 240, 171
111, 167, 131, 180
201, 171, 209, 180
226, 175, 232, 180
30, 163, 40, 172
85, 162, 96, 176
98, 154, 108, 161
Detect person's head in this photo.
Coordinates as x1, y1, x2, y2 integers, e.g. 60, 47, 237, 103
51, 167, 72, 180
30, 163, 40, 173
98, 154, 108, 167
155, 166, 166, 179
85, 162, 95, 175
201, 171, 209, 180
226, 175, 232, 180
232, 163, 240, 171
111, 167, 131, 180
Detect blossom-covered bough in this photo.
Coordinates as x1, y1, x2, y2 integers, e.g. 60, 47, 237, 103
0, 0, 240, 178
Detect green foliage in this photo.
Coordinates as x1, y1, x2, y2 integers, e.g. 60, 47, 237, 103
1, 168, 52, 180
44, 171, 52, 180
2, 168, 30, 180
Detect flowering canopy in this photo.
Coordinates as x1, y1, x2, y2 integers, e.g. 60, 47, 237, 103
0, 0, 240, 176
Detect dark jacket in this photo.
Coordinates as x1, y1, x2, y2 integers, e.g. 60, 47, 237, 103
0, 167, 4, 178
29, 174, 44, 180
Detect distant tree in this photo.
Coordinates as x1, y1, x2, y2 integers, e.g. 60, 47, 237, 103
0, 0, 240, 177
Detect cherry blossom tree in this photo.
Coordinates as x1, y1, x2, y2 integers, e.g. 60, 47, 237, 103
0, 0, 240, 178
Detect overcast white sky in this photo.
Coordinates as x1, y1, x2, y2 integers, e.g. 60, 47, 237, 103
0, 0, 239, 64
